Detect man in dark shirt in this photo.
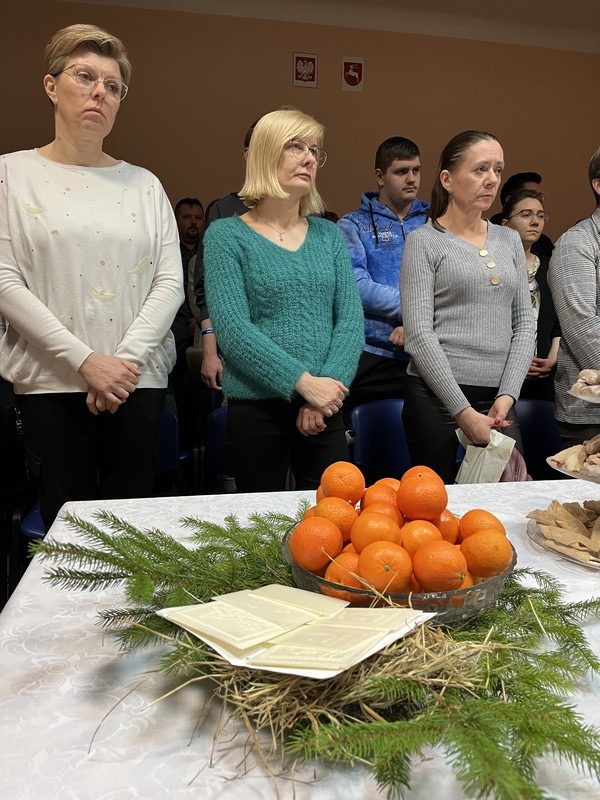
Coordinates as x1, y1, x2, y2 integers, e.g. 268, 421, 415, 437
170, 198, 204, 448
194, 122, 256, 390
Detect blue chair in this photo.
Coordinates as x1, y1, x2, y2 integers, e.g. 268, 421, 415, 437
515, 398, 563, 480
349, 399, 412, 483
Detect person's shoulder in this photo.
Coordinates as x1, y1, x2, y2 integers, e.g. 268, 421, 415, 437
119, 161, 160, 183
204, 215, 242, 243
409, 198, 430, 217
309, 214, 345, 243
406, 219, 436, 242
208, 193, 248, 222
488, 223, 521, 248
555, 213, 599, 250
1, 150, 41, 174
1, 149, 33, 163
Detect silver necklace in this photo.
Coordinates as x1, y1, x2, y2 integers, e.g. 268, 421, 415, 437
256, 212, 302, 242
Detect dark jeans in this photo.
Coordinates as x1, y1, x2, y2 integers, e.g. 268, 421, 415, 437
227, 397, 349, 492
17, 389, 165, 532
402, 376, 523, 484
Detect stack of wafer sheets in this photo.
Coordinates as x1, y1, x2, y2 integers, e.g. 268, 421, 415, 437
157, 584, 435, 679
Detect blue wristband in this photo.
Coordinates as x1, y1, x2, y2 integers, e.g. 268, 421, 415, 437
201, 327, 215, 336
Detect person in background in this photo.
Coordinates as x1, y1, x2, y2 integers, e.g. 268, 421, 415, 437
0, 24, 183, 531
170, 197, 204, 448
549, 148, 600, 445
204, 108, 364, 492
501, 189, 559, 400
338, 137, 429, 410
491, 171, 554, 259
401, 130, 535, 483
194, 121, 257, 392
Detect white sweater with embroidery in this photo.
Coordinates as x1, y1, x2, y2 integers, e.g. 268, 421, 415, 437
0, 150, 183, 394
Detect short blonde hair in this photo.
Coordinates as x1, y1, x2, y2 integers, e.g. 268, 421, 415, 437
45, 23, 132, 86
239, 108, 325, 216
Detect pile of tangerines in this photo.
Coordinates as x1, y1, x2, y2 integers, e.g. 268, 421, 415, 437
288, 461, 514, 603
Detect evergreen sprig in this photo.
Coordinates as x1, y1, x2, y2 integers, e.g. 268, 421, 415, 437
31, 506, 600, 799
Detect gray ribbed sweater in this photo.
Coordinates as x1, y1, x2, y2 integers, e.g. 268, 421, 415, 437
401, 220, 536, 416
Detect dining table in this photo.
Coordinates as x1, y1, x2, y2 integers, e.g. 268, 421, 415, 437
1, 479, 600, 800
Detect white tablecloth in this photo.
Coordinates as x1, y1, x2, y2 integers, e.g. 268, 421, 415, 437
1, 481, 600, 799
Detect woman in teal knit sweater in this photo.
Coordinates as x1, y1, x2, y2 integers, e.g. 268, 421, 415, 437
204, 108, 364, 491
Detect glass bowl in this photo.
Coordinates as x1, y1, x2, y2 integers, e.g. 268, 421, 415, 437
281, 526, 517, 626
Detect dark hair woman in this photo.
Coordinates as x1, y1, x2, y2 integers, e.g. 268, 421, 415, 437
502, 189, 559, 400
400, 131, 536, 482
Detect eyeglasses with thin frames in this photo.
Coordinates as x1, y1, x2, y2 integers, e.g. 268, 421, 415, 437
287, 139, 327, 168
507, 209, 549, 223
59, 64, 128, 102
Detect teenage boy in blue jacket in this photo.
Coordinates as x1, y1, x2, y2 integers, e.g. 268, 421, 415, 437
338, 137, 429, 409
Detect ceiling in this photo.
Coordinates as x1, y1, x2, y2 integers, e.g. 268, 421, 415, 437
63, 0, 600, 53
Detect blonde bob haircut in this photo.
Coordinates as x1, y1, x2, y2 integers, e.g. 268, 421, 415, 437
45, 23, 132, 86
239, 108, 325, 216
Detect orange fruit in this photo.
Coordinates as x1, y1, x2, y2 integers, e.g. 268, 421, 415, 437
303, 506, 317, 519
363, 501, 404, 526
314, 496, 359, 542
342, 542, 357, 553
458, 509, 505, 541
450, 570, 474, 607
289, 517, 343, 574
316, 485, 325, 503
400, 465, 440, 483
433, 509, 460, 544
409, 574, 422, 593
375, 477, 401, 491
320, 461, 366, 505
460, 530, 513, 578
396, 472, 448, 521
412, 540, 467, 592
357, 541, 413, 593
323, 552, 363, 601
350, 511, 403, 554
361, 482, 398, 511
400, 519, 442, 559
458, 571, 474, 589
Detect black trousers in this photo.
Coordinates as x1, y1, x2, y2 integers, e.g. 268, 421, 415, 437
344, 351, 408, 411
402, 376, 523, 484
557, 420, 600, 447
17, 389, 165, 532
227, 398, 349, 492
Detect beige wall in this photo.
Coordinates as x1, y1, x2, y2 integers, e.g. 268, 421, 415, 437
3, 0, 600, 238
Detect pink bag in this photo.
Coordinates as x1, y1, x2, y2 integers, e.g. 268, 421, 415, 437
500, 448, 532, 482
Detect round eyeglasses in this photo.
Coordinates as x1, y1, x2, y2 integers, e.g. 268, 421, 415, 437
59, 64, 128, 102
508, 209, 549, 223
287, 139, 327, 168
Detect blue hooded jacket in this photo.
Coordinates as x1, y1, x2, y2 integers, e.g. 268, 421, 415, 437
338, 192, 429, 360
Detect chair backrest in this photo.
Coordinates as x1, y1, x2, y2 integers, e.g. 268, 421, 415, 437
349, 399, 411, 483
515, 398, 562, 480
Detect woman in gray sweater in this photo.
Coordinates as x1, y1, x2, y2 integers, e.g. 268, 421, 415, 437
400, 130, 535, 482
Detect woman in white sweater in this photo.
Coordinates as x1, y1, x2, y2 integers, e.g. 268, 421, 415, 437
400, 130, 535, 483
0, 24, 183, 530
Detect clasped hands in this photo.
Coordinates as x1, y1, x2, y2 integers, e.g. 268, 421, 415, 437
78, 353, 141, 415
455, 394, 514, 447
294, 372, 348, 436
